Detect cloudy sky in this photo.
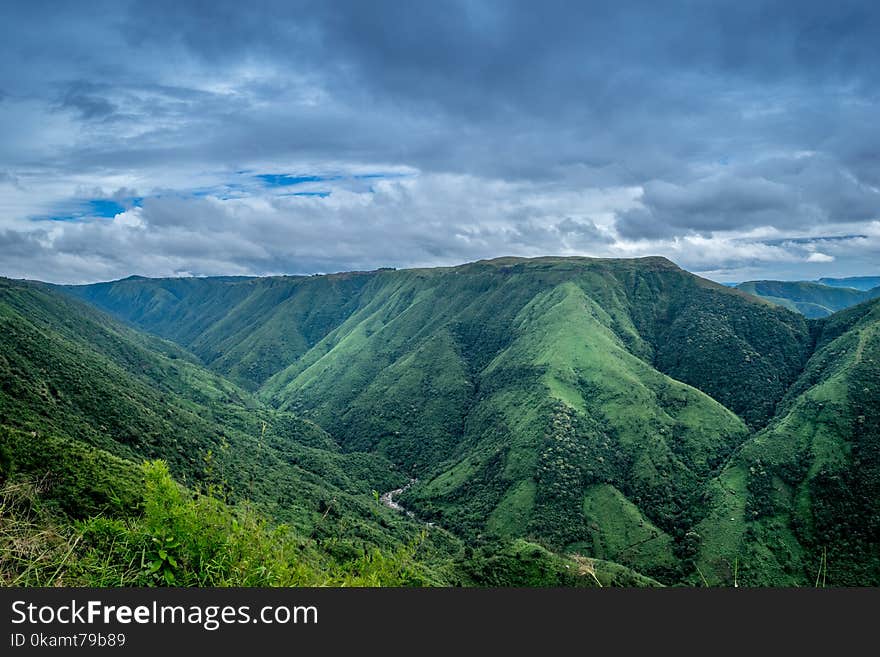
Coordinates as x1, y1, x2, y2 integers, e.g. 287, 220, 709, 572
1, 0, 879, 284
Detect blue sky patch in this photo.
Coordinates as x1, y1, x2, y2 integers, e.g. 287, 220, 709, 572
87, 199, 128, 217
33, 197, 140, 222
257, 173, 339, 187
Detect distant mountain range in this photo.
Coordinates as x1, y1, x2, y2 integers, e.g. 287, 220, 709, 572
818, 276, 880, 291
735, 276, 880, 318
2, 257, 877, 586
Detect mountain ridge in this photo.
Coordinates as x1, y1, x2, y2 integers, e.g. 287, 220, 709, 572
736, 279, 880, 318
5, 255, 874, 585
56, 256, 822, 583
0, 274, 665, 587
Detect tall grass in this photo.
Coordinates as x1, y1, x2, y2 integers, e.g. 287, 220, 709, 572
1, 461, 434, 587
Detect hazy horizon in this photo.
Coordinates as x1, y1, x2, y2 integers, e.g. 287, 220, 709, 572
6, 253, 877, 288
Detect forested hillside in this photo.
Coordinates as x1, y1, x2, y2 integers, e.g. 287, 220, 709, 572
0, 277, 652, 587
3, 256, 876, 586
695, 297, 880, 585
61, 272, 379, 391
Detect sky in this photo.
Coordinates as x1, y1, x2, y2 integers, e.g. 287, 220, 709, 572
0, 0, 879, 284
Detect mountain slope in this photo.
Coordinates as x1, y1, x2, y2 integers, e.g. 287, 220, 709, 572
60, 272, 379, 391
261, 257, 808, 434
736, 280, 880, 318
0, 278, 409, 544
695, 297, 880, 585
1, 277, 657, 587
253, 257, 810, 581
65, 258, 812, 431
399, 280, 748, 580
58, 256, 872, 585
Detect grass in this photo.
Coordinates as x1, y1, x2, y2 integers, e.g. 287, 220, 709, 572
487, 479, 536, 536
0, 462, 442, 587
579, 483, 677, 575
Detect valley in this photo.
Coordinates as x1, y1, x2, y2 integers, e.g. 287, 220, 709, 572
2, 256, 877, 586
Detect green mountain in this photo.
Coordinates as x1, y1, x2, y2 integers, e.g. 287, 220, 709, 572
736, 280, 880, 318
695, 297, 880, 586
67, 258, 811, 430
261, 258, 813, 581
5, 256, 877, 586
53, 257, 846, 584
60, 272, 379, 391
0, 277, 651, 587
0, 278, 417, 540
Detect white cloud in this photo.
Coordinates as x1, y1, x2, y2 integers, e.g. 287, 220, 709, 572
807, 252, 835, 262
3, 167, 877, 284
0, 172, 639, 282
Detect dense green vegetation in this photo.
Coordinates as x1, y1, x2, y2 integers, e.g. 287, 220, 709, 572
737, 279, 880, 318
65, 258, 812, 431
61, 272, 378, 391
0, 275, 651, 587
0, 279, 406, 538
3, 256, 877, 587
694, 297, 880, 586
0, 450, 438, 587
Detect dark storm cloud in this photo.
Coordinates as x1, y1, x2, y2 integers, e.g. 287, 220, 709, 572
617, 176, 798, 240
0, 0, 879, 282
0, 228, 45, 256
618, 152, 880, 240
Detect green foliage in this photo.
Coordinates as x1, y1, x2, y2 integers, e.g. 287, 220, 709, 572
1, 461, 444, 587
0, 425, 142, 518
0, 280, 408, 546
397, 277, 750, 584
456, 538, 661, 587
651, 284, 811, 427
60, 272, 376, 390
577, 483, 678, 579
695, 298, 880, 586
2, 259, 878, 587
